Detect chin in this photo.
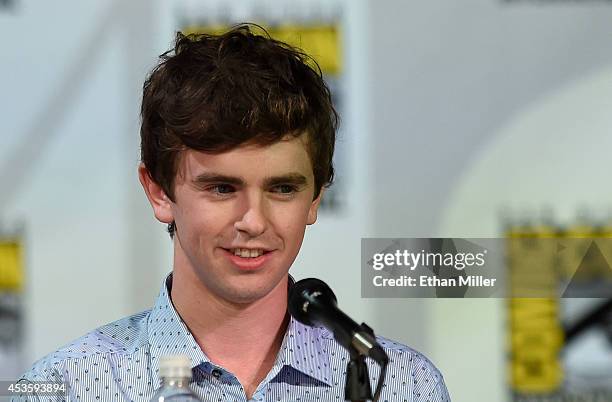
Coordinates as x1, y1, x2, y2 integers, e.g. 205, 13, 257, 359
220, 275, 286, 305
222, 287, 273, 305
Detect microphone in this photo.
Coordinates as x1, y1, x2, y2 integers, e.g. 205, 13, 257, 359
288, 278, 388, 365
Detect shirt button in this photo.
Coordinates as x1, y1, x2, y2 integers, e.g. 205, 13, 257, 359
212, 369, 222, 378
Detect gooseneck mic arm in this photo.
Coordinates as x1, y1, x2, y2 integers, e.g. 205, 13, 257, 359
288, 278, 389, 402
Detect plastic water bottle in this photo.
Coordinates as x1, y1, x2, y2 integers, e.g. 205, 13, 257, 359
150, 355, 202, 402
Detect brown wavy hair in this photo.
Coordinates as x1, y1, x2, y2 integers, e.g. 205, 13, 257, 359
140, 24, 338, 237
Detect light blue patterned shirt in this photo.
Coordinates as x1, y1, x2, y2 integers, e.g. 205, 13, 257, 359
16, 275, 450, 401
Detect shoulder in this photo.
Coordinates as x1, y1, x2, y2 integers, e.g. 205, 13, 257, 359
18, 310, 151, 382
318, 327, 451, 400
375, 335, 451, 401
377, 335, 445, 381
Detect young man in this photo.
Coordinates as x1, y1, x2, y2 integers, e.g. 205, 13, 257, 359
17, 26, 450, 401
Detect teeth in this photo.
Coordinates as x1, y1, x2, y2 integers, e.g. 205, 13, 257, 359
231, 248, 264, 258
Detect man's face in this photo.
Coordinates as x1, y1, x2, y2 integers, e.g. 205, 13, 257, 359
160, 135, 323, 304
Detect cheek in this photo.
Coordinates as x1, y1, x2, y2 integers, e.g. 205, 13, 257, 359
270, 200, 311, 237
174, 200, 234, 240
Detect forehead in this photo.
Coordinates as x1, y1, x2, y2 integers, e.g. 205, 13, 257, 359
175, 135, 314, 183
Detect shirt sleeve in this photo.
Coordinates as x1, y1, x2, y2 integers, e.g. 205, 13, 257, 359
431, 377, 452, 402
11, 359, 67, 402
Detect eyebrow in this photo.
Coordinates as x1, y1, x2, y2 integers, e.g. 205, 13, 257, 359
192, 172, 308, 187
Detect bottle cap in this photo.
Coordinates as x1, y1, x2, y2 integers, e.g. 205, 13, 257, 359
159, 355, 193, 379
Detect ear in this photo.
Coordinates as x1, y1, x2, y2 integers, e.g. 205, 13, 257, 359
307, 187, 326, 225
138, 163, 175, 224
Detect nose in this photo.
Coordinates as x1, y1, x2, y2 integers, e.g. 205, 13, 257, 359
234, 193, 268, 237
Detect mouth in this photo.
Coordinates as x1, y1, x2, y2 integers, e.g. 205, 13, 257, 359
220, 248, 275, 270
225, 247, 271, 258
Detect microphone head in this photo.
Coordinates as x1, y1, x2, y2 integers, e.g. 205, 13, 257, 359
288, 278, 338, 326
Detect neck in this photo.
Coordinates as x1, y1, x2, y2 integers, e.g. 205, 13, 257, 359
169, 249, 289, 372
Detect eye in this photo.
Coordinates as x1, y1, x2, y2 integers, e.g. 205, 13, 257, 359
271, 184, 298, 194
208, 184, 235, 195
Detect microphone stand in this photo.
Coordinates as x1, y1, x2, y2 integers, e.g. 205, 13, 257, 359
344, 347, 373, 402
344, 323, 390, 402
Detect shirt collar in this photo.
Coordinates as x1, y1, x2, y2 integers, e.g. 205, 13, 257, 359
147, 274, 334, 387
274, 315, 333, 386
148, 274, 212, 388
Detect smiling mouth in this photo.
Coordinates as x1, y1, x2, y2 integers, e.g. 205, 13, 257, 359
220, 248, 274, 271
223, 248, 273, 258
